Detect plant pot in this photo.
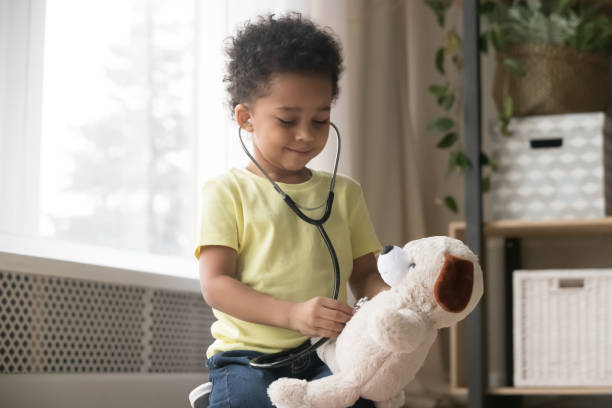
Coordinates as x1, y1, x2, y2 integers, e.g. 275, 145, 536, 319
493, 43, 610, 117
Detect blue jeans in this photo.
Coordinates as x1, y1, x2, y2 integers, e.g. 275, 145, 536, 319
206, 343, 375, 408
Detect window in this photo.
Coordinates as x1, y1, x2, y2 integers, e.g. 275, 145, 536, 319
40, 0, 195, 258
0, 0, 314, 273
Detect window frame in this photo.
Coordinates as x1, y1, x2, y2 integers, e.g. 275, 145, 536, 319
0, 231, 197, 281
0, 0, 46, 238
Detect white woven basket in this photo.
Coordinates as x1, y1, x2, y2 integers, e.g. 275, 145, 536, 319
513, 269, 612, 386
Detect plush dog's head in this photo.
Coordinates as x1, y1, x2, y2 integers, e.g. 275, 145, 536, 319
377, 236, 483, 328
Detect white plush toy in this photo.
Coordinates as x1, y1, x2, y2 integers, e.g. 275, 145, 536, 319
268, 236, 484, 408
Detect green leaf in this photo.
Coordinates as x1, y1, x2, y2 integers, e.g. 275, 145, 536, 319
435, 47, 445, 74
480, 152, 492, 166
481, 152, 498, 171
424, 0, 452, 27
437, 132, 458, 148
552, 0, 572, 15
444, 30, 462, 55
503, 57, 526, 76
479, 33, 489, 53
504, 95, 514, 119
479, 1, 496, 14
430, 84, 455, 110
455, 151, 472, 171
428, 83, 448, 97
428, 117, 454, 132
500, 117, 512, 137
447, 150, 472, 174
526, 0, 542, 14
442, 93, 455, 110
482, 175, 491, 193
443, 196, 459, 214
490, 28, 504, 51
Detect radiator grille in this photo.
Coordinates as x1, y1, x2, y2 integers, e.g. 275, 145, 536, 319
149, 290, 211, 373
0, 270, 213, 374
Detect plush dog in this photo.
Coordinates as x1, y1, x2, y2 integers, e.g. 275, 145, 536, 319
268, 236, 484, 408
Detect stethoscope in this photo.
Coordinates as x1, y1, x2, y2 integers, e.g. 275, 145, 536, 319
237, 121, 342, 368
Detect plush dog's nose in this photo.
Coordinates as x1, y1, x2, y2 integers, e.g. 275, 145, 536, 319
381, 245, 393, 255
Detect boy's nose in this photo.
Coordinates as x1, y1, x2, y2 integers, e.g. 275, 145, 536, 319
296, 128, 315, 141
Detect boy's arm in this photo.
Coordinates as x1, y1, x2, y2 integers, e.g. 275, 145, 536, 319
349, 252, 390, 300
198, 245, 354, 339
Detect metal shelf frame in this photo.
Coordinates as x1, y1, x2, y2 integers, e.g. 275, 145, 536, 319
462, 1, 485, 407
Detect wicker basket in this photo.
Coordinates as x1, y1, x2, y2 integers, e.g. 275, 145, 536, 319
513, 269, 612, 386
493, 43, 610, 117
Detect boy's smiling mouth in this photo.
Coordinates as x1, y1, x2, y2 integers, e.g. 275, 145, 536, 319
285, 147, 312, 155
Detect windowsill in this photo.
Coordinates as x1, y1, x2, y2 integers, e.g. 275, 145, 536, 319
0, 232, 199, 292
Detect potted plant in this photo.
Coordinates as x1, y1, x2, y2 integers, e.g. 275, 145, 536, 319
487, 0, 612, 118
425, 0, 612, 213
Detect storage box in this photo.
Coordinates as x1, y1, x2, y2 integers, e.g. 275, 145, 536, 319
490, 112, 612, 220
513, 269, 612, 386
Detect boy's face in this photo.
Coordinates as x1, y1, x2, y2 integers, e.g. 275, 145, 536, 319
244, 72, 333, 180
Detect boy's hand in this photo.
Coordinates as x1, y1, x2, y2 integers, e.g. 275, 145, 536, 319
288, 296, 354, 338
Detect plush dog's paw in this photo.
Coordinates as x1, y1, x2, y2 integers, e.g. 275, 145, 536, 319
267, 378, 308, 408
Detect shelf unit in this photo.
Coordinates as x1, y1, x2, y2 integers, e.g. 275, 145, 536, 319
460, 1, 612, 405
449, 218, 612, 403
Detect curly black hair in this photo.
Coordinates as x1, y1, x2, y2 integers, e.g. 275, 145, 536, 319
224, 13, 343, 115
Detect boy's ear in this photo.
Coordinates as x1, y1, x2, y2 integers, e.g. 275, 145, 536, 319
235, 104, 254, 132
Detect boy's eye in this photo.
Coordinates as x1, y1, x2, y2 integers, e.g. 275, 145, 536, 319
276, 118, 329, 127
277, 118, 296, 127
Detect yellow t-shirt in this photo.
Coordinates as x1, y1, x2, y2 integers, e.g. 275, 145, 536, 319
195, 167, 381, 358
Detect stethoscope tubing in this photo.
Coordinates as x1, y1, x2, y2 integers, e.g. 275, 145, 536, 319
237, 122, 342, 368
249, 223, 340, 368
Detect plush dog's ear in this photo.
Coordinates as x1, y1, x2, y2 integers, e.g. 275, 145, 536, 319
434, 254, 474, 313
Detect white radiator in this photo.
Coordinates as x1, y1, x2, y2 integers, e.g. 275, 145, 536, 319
0, 252, 215, 408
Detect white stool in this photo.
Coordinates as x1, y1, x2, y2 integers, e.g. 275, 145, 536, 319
189, 382, 212, 408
